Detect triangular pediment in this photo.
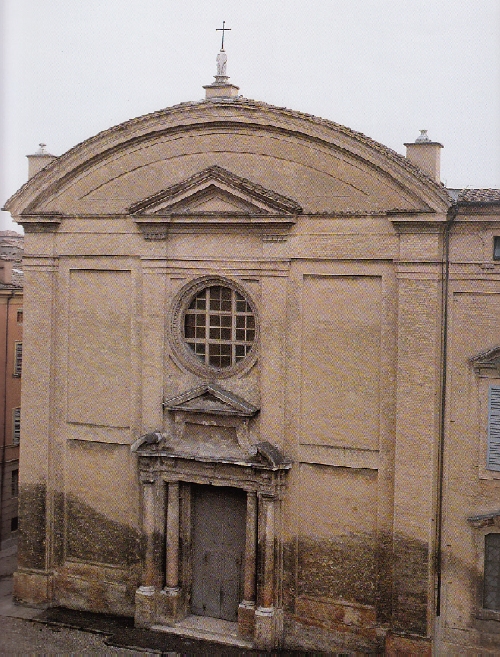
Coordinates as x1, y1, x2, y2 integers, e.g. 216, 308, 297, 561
129, 165, 302, 216
471, 346, 500, 376
163, 382, 259, 417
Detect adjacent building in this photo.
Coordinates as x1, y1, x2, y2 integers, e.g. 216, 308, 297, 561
0, 233, 24, 550
3, 63, 500, 653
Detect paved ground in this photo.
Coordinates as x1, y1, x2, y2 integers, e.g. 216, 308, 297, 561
0, 545, 310, 655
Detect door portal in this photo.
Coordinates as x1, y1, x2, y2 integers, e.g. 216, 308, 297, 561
191, 485, 246, 621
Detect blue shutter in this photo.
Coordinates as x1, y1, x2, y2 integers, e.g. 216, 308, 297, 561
487, 386, 500, 471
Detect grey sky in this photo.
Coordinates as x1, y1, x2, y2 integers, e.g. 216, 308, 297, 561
1, 0, 499, 231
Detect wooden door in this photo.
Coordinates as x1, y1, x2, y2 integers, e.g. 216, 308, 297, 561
191, 485, 246, 621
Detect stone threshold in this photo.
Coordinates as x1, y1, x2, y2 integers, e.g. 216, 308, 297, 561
152, 614, 253, 648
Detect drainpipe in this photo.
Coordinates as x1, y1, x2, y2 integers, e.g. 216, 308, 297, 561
435, 200, 458, 617
0, 291, 15, 545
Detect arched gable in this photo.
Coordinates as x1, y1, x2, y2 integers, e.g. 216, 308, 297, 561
4, 98, 452, 222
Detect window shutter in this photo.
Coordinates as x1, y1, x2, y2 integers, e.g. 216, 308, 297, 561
12, 408, 21, 445
14, 341, 22, 376
487, 386, 500, 471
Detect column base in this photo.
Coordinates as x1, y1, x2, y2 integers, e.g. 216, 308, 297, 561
238, 600, 255, 639
134, 586, 157, 628
254, 606, 276, 650
13, 569, 53, 607
158, 586, 183, 623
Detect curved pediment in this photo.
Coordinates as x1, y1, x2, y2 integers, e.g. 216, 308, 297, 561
4, 98, 452, 224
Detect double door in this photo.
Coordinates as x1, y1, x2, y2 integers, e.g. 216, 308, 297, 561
191, 485, 246, 621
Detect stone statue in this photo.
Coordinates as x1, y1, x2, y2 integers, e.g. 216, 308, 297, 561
216, 50, 227, 77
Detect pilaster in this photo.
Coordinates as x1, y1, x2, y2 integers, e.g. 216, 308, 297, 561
391, 222, 446, 639
14, 255, 59, 605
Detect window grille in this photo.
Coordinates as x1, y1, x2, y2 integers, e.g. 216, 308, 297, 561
484, 533, 500, 610
184, 285, 255, 369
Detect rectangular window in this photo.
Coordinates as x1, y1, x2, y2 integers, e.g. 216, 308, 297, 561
11, 469, 19, 497
14, 341, 22, 376
10, 517, 18, 532
17, 309, 23, 323
494, 237, 500, 261
487, 386, 500, 471
12, 408, 20, 445
484, 533, 500, 610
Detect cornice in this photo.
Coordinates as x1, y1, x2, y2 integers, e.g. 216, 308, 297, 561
467, 510, 500, 529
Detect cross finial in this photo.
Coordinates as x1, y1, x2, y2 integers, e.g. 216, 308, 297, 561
216, 20, 231, 50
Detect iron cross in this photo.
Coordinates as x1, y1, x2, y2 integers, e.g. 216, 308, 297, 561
216, 21, 231, 50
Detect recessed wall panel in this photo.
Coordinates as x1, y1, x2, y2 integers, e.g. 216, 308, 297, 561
67, 270, 131, 427
301, 275, 382, 450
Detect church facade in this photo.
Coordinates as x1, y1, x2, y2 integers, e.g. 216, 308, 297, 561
4, 69, 500, 653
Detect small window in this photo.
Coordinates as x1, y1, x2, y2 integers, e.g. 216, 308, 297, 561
484, 533, 500, 610
12, 408, 20, 445
14, 341, 22, 376
11, 469, 19, 497
494, 237, 500, 261
487, 386, 500, 471
17, 309, 23, 324
10, 517, 18, 533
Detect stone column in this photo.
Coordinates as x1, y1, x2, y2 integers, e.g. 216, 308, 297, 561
239, 491, 258, 638
255, 493, 276, 650
135, 475, 157, 627
165, 481, 180, 589
160, 481, 182, 621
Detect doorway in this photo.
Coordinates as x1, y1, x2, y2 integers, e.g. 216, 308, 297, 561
191, 485, 246, 621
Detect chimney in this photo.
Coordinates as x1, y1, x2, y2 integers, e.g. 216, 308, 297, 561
27, 143, 57, 179
404, 130, 443, 183
0, 260, 13, 285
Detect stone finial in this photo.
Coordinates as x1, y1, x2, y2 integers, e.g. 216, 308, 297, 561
415, 130, 431, 143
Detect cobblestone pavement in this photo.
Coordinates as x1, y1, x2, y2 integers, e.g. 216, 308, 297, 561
0, 616, 163, 655
0, 576, 264, 655
0, 545, 323, 655
0, 550, 308, 656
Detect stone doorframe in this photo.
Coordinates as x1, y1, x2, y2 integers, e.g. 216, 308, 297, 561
132, 442, 291, 649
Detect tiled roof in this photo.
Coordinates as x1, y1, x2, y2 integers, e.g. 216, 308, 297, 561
457, 189, 500, 204
0, 230, 23, 238
5, 96, 451, 209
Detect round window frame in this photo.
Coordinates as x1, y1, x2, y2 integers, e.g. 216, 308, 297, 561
169, 276, 259, 378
